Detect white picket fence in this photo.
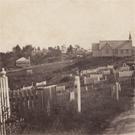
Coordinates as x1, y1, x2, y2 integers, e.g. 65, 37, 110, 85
89, 74, 103, 81
102, 70, 111, 75
81, 69, 98, 75
119, 66, 130, 72
107, 65, 114, 69
36, 81, 47, 87
56, 85, 66, 93
119, 71, 133, 78
0, 68, 10, 135
81, 65, 113, 76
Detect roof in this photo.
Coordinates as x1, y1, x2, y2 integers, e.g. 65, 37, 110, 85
16, 57, 29, 62
99, 40, 132, 50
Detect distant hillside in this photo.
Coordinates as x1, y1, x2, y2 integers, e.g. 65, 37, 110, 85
72, 57, 127, 70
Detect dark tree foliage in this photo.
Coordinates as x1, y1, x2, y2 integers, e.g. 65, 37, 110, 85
31, 52, 47, 65
0, 52, 16, 69
22, 45, 34, 58
12, 45, 22, 59
0, 44, 64, 69
47, 46, 62, 57
67, 45, 74, 54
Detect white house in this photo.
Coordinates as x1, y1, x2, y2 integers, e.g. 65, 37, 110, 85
16, 57, 31, 68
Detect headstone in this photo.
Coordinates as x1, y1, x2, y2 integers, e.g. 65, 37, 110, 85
75, 76, 81, 112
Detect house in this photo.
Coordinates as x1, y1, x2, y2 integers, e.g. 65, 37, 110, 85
92, 34, 133, 57
16, 57, 31, 68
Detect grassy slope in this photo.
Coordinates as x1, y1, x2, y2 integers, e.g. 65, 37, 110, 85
7, 60, 74, 90
7, 57, 126, 90
73, 57, 125, 70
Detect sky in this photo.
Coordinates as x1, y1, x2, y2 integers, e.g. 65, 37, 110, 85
0, 0, 135, 52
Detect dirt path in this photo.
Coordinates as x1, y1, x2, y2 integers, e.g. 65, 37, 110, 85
103, 89, 135, 135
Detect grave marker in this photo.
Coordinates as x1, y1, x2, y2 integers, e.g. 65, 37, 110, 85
75, 76, 81, 113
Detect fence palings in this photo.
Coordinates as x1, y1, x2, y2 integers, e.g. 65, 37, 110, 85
8, 75, 133, 123
10, 85, 69, 120
0, 69, 11, 135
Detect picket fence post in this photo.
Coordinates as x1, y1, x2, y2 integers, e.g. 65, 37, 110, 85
0, 68, 10, 135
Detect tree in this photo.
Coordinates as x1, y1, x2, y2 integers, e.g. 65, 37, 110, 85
12, 45, 22, 58
37, 47, 41, 51
22, 45, 34, 58
74, 44, 80, 54
31, 52, 46, 65
67, 45, 74, 54
2, 52, 15, 68
47, 46, 61, 57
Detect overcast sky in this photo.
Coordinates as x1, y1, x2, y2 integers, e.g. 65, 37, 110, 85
0, 0, 135, 52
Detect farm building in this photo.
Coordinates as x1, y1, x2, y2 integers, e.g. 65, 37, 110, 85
92, 33, 133, 57
16, 57, 31, 68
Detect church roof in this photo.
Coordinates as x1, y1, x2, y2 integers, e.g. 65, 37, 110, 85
99, 40, 132, 50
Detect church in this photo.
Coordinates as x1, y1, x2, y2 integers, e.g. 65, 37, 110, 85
92, 34, 133, 57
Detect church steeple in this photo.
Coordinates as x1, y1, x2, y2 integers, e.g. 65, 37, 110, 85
129, 32, 132, 40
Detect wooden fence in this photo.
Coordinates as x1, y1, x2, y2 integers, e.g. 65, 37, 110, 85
9, 86, 72, 122
9, 75, 132, 121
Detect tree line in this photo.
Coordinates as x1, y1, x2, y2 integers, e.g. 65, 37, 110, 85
0, 44, 82, 69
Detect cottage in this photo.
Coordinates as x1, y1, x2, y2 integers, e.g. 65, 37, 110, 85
92, 34, 133, 57
16, 57, 31, 68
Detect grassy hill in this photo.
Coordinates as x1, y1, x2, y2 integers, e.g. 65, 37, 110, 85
7, 60, 74, 90
7, 56, 130, 90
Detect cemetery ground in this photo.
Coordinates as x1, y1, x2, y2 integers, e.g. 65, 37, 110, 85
5, 57, 135, 135
7, 57, 124, 90
15, 78, 133, 135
